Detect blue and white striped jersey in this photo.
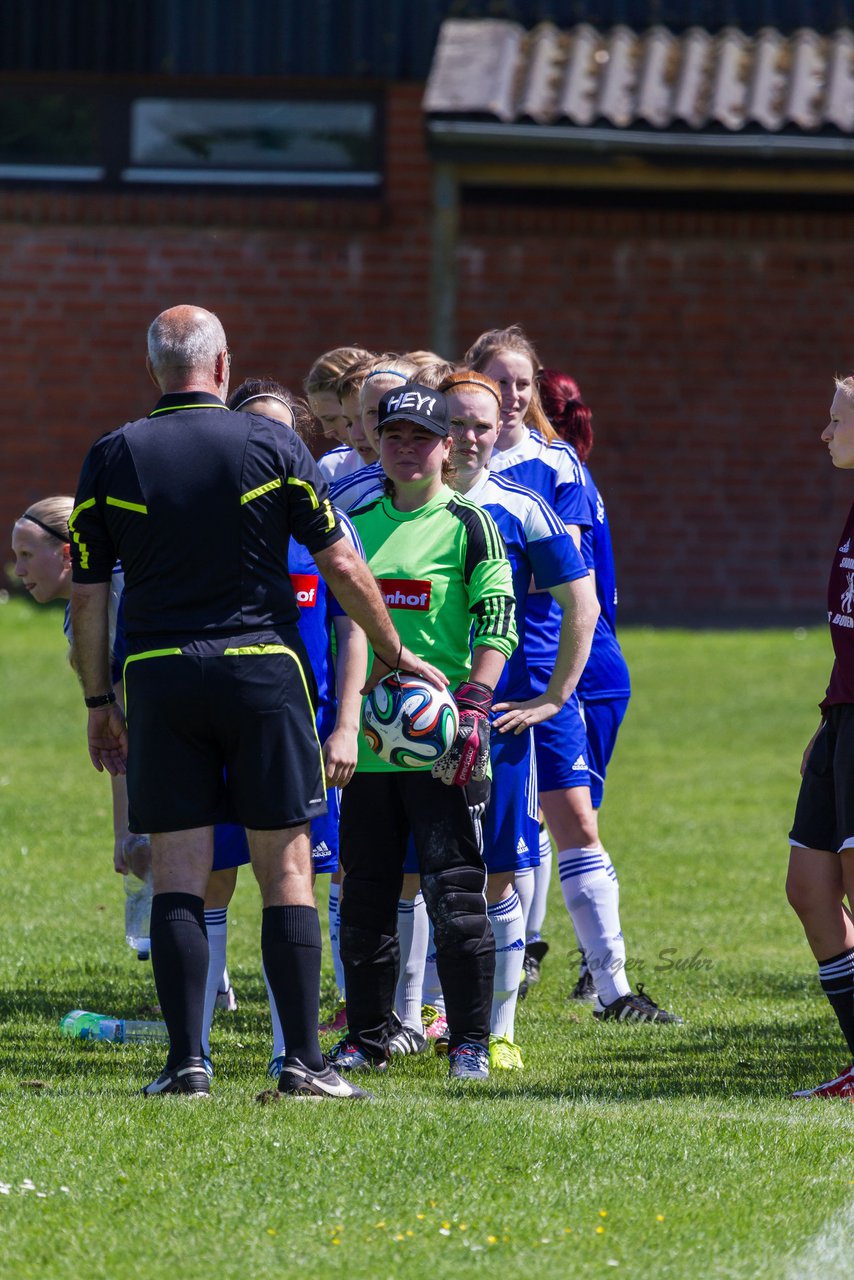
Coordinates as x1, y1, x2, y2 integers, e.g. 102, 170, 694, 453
330, 459, 383, 512
488, 429, 591, 670
317, 443, 364, 485
464, 471, 588, 703
578, 464, 630, 702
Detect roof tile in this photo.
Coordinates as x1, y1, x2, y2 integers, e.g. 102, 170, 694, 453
425, 17, 854, 136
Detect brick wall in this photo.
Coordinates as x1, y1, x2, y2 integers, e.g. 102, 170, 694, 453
2, 80, 851, 620
456, 203, 854, 621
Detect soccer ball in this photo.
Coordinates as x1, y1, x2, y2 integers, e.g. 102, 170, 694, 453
362, 674, 459, 769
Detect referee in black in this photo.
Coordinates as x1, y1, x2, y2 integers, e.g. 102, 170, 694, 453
70, 305, 443, 1100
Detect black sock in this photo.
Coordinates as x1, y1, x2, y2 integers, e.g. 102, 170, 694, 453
818, 946, 854, 1058
262, 905, 323, 1072
150, 893, 208, 1068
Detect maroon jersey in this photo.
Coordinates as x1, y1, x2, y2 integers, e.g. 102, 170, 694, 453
822, 501, 854, 709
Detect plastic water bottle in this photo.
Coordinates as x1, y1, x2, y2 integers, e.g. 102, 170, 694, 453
123, 836, 153, 959
59, 1010, 168, 1043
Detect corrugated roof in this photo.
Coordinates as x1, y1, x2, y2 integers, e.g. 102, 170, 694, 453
424, 18, 854, 134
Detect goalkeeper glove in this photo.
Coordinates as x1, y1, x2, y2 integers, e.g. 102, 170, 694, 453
431, 680, 493, 786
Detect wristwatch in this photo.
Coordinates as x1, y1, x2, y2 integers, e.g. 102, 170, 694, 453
84, 692, 117, 709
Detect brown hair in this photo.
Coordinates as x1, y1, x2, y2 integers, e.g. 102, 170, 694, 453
464, 324, 556, 442
331, 353, 381, 402
416, 359, 458, 389
303, 346, 374, 396
228, 377, 316, 442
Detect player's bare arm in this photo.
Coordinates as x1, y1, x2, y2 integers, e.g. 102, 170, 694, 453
70, 581, 128, 775
494, 573, 599, 733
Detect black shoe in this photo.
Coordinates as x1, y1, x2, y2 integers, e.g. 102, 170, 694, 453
388, 1014, 428, 1056
568, 968, 597, 1003
272, 1058, 374, 1100
142, 1056, 211, 1097
593, 984, 683, 1024
518, 939, 549, 999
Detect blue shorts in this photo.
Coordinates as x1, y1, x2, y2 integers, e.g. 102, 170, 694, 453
311, 786, 340, 874
532, 692, 591, 793
212, 823, 250, 872
582, 696, 630, 809
209, 794, 340, 874
481, 728, 540, 873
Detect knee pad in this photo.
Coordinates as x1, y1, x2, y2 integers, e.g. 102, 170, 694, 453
422, 866, 490, 952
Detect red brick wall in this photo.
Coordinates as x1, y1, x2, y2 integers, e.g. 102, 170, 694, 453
456, 203, 854, 620
2, 80, 852, 619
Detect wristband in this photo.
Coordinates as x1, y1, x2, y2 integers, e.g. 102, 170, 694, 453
85, 692, 116, 709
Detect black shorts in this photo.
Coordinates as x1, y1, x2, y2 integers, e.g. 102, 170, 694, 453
125, 639, 326, 833
790, 704, 854, 853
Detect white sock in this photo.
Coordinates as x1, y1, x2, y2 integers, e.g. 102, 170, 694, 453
263, 961, 285, 1061
394, 893, 428, 1030
327, 883, 346, 999
488, 890, 525, 1042
515, 868, 534, 936
422, 919, 446, 1015
557, 845, 629, 1005
526, 828, 553, 943
201, 907, 228, 1059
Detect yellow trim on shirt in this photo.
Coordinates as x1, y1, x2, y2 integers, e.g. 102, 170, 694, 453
106, 497, 148, 515
241, 478, 283, 506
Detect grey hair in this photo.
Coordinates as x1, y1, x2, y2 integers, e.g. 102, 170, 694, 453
147, 306, 227, 373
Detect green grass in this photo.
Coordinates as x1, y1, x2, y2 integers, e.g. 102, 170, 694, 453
1, 599, 852, 1279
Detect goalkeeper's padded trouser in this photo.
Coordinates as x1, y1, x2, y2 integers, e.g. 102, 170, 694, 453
339, 771, 495, 1060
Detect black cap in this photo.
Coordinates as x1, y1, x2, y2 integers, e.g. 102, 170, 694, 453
377, 382, 449, 437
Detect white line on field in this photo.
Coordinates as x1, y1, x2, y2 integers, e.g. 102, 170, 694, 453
782, 1199, 854, 1280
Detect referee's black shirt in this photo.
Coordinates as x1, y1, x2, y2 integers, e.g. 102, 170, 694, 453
70, 392, 343, 653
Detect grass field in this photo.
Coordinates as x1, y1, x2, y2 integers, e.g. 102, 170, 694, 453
1, 598, 852, 1279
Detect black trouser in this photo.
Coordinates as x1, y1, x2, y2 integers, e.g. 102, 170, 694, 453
339, 771, 495, 1060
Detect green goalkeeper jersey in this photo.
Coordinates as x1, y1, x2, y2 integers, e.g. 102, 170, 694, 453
351, 484, 517, 772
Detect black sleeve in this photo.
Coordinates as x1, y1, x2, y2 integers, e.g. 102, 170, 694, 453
70, 437, 119, 583
283, 431, 344, 555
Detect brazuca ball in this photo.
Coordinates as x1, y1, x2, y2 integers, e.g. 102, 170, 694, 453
362, 674, 459, 769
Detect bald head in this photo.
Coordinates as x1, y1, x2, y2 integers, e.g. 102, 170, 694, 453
146, 305, 230, 394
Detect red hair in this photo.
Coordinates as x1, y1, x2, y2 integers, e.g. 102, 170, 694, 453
538, 369, 594, 463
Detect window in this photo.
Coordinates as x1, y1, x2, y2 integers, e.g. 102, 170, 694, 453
126, 98, 380, 187
0, 92, 103, 181
0, 86, 382, 191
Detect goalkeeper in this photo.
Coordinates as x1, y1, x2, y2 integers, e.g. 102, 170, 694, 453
329, 382, 517, 1081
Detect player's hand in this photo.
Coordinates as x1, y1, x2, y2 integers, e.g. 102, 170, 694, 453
87, 703, 128, 776
361, 645, 448, 695
493, 693, 563, 733
323, 725, 359, 789
432, 681, 492, 786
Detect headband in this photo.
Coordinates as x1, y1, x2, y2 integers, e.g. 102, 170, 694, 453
443, 378, 502, 409
237, 393, 296, 425
20, 512, 68, 542
364, 370, 410, 384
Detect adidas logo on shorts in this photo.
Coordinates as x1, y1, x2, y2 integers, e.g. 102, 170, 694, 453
571, 755, 587, 771
516, 837, 529, 855
312, 841, 332, 858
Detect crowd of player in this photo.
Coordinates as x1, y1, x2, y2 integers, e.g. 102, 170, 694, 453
14, 318, 688, 1096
